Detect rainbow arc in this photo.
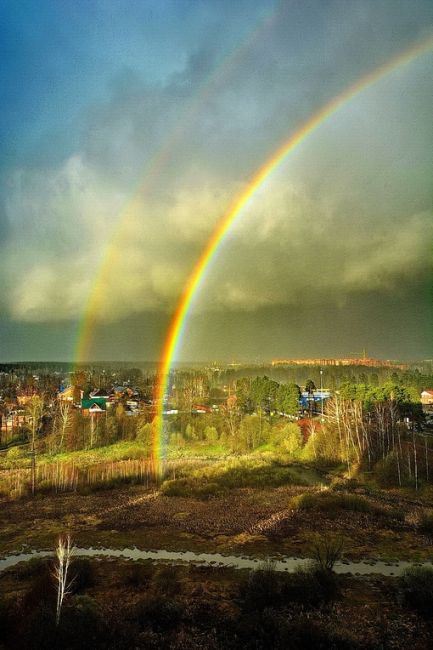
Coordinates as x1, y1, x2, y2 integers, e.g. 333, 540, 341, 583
152, 34, 433, 473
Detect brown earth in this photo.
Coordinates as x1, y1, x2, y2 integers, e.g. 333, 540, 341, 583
1, 484, 432, 561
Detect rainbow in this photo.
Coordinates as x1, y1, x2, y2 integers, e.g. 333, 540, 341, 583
74, 4, 281, 367
153, 34, 433, 472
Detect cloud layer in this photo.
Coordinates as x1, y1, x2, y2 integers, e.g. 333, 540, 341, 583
0, 0, 432, 359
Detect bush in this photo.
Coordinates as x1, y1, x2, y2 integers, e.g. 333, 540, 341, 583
135, 597, 182, 632
400, 566, 433, 617
374, 452, 415, 488
235, 605, 355, 648
58, 595, 104, 647
22, 566, 56, 612
291, 491, 372, 513
291, 493, 317, 510
6, 446, 25, 462
419, 510, 433, 534
153, 565, 181, 597
160, 477, 196, 497
309, 533, 344, 572
311, 566, 340, 601
0, 598, 14, 644
36, 480, 53, 494
124, 562, 154, 588
240, 560, 282, 611
15, 557, 50, 580
71, 558, 96, 592
240, 560, 339, 612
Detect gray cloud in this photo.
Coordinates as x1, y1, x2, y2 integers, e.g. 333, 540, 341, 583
1, 0, 432, 359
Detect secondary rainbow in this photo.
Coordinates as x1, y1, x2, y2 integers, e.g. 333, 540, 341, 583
153, 33, 433, 472
73, 4, 282, 367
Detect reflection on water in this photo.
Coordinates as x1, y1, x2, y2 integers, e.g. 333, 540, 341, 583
0, 546, 431, 576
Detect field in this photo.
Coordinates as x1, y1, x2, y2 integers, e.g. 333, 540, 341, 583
2, 440, 433, 648
1, 450, 433, 562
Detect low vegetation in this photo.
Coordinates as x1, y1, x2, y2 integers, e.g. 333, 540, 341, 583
1, 555, 430, 649
160, 457, 321, 498
400, 566, 433, 617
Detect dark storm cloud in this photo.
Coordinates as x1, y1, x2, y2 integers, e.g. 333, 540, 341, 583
0, 0, 432, 360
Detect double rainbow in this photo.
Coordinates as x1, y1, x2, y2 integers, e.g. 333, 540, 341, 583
153, 34, 433, 472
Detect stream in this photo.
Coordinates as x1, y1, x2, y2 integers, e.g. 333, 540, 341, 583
1, 547, 432, 576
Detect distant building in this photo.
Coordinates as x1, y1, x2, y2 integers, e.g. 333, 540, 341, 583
271, 358, 407, 369
300, 390, 331, 408
421, 390, 433, 405
89, 388, 111, 400
192, 404, 212, 414
58, 386, 83, 403
1, 410, 32, 432
16, 393, 37, 406
81, 398, 107, 417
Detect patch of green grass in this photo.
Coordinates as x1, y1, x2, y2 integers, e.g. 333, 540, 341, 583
160, 458, 323, 498
38, 441, 149, 468
291, 491, 373, 513
167, 442, 229, 459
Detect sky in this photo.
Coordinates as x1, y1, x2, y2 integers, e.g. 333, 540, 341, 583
0, 0, 432, 362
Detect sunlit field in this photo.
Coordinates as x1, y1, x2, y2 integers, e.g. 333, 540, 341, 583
2, 362, 433, 648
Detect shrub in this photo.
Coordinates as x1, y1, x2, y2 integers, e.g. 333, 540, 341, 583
0, 598, 14, 644
309, 533, 344, 572
160, 477, 194, 497
374, 452, 412, 488
15, 557, 50, 580
195, 481, 220, 497
6, 446, 25, 462
153, 565, 181, 597
400, 566, 433, 617
22, 565, 55, 611
240, 560, 282, 611
58, 595, 104, 646
124, 562, 154, 588
335, 493, 372, 512
71, 558, 96, 592
240, 558, 339, 612
311, 566, 340, 601
281, 423, 303, 456
204, 426, 218, 444
419, 510, 433, 534
291, 493, 317, 510
19, 602, 57, 650
135, 597, 182, 632
291, 491, 372, 513
36, 480, 53, 494
285, 565, 340, 605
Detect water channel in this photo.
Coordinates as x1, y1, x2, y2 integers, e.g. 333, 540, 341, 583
1, 546, 432, 576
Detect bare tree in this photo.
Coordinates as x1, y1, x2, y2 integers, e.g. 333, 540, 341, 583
53, 534, 75, 625
57, 400, 73, 453
310, 532, 344, 572
26, 395, 44, 496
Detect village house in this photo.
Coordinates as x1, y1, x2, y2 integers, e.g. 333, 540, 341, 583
1, 409, 32, 433
58, 385, 83, 404
81, 397, 107, 417
89, 388, 111, 400
421, 390, 433, 406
